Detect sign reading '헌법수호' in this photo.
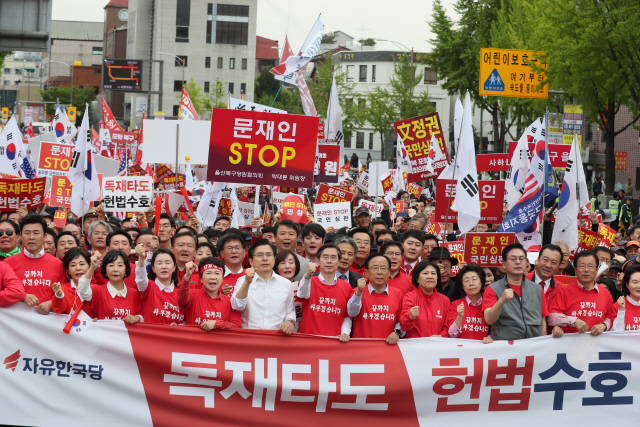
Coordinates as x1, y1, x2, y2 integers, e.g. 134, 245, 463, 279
207, 109, 319, 187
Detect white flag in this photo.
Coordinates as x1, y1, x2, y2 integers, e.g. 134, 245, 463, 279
325, 75, 344, 166
505, 119, 541, 209
551, 134, 589, 251
396, 134, 411, 172
283, 16, 324, 74
0, 116, 32, 177
450, 92, 481, 234
425, 132, 444, 175
229, 184, 242, 229
439, 98, 463, 180
185, 162, 195, 189
196, 182, 226, 227
179, 87, 200, 121
52, 107, 78, 145
69, 105, 100, 217
394, 167, 406, 192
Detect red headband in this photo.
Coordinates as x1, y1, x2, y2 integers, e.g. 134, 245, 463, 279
201, 264, 223, 273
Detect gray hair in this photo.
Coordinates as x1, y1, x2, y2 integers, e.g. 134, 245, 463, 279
88, 220, 113, 239
333, 235, 358, 253
407, 217, 425, 229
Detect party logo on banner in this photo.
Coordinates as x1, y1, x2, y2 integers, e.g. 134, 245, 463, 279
314, 202, 351, 229
37, 141, 73, 177
0, 177, 46, 211
464, 232, 516, 267
435, 180, 505, 224
316, 184, 354, 204
207, 109, 319, 187
102, 177, 153, 212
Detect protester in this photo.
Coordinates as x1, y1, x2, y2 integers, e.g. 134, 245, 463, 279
0, 219, 20, 260
213, 216, 231, 231
332, 235, 364, 288
483, 267, 496, 285
218, 232, 246, 292
421, 233, 439, 260
354, 206, 371, 228
301, 223, 325, 263
427, 247, 457, 300
195, 242, 216, 266
172, 233, 201, 289
447, 264, 492, 343
63, 223, 85, 250
347, 227, 372, 276
153, 213, 175, 250
553, 241, 575, 276
380, 241, 414, 295
87, 220, 113, 255
274, 220, 309, 281
273, 250, 301, 329
401, 230, 425, 276
400, 261, 451, 338
526, 244, 564, 310
55, 231, 79, 261
91, 230, 138, 289
51, 248, 92, 315
0, 261, 25, 307
230, 239, 296, 332
612, 265, 640, 331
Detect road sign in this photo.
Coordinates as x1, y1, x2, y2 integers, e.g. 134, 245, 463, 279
102, 59, 143, 91
67, 106, 77, 122
479, 48, 548, 99
563, 104, 583, 145
1, 108, 8, 119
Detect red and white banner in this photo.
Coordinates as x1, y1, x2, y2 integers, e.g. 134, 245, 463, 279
508, 141, 571, 169
2, 304, 639, 426
179, 87, 200, 121
101, 98, 123, 131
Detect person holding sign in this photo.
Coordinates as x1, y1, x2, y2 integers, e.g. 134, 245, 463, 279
611, 266, 640, 331
447, 264, 492, 343
347, 253, 403, 343
296, 244, 353, 341
399, 261, 451, 338
548, 251, 613, 338
177, 257, 241, 329
483, 243, 548, 340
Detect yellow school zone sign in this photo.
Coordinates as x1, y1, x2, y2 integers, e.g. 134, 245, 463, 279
479, 48, 548, 99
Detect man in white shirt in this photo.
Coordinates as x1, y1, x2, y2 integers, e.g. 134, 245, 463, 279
401, 229, 424, 276
231, 239, 296, 333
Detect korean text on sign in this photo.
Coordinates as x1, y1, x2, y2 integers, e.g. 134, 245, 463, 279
314, 144, 340, 184
37, 141, 73, 177
434, 179, 505, 224
479, 48, 548, 99
444, 242, 464, 276
393, 113, 449, 182
0, 177, 46, 212
314, 202, 352, 230
316, 184, 354, 204
508, 141, 571, 169
101, 177, 153, 213
49, 176, 72, 208
358, 199, 383, 216
207, 109, 319, 187
464, 232, 516, 267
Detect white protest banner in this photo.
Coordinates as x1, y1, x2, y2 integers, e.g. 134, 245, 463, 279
237, 201, 255, 226
368, 161, 390, 196
101, 176, 153, 212
314, 201, 351, 229
358, 199, 383, 216
357, 171, 370, 192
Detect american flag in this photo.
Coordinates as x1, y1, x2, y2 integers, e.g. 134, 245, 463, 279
20, 157, 35, 179
117, 148, 128, 176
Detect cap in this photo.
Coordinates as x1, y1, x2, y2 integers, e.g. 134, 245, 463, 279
85, 207, 98, 217
427, 247, 459, 266
627, 240, 640, 249
355, 206, 370, 216
107, 216, 122, 226
396, 211, 409, 219
39, 211, 53, 218
601, 209, 616, 223
609, 259, 623, 272
612, 246, 627, 256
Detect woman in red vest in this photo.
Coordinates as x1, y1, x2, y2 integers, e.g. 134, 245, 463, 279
51, 248, 95, 318
446, 264, 492, 343
612, 265, 640, 331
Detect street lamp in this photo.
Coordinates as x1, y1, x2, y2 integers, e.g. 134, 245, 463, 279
158, 52, 186, 173
159, 51, 186, 93
374, 39, 415, 96
49, 60, 82, 105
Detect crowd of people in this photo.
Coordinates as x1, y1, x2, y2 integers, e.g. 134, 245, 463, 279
1, 179, 639, 345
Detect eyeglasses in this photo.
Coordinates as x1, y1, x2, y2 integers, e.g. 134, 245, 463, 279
159, 224, 172, 229
598, 258, 612, 265
576, 264, 596, 270
224, 246, 243, 252
320, 255, 339, 261
507, 256, 527, 263
92, 232, 108, 237
368, 266, 389, 272
0, 229, 15, 237
354, 239, 370, 246
253, 252, 274, 259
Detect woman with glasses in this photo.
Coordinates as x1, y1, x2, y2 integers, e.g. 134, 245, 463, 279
399, 260, 451, 338
274, 250, 302, 330
447, 264, 492, 343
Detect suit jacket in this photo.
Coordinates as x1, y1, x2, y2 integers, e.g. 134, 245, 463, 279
293, 253, 310, 282
315, 270, 364, 289
526, 271, 557, 311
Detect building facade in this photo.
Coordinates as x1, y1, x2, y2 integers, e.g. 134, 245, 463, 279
126, 0, 257, 118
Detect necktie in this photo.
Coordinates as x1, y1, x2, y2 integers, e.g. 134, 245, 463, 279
340, 274, 348, 282
405, 264, 412, 276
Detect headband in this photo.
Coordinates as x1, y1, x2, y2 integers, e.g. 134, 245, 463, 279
200, 264, 223, 273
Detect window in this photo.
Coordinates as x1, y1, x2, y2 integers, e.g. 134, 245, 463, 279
356, 132, 365, 149
229, 58, 235, 69
216, 21, 248, 45
3, 68, 9, 74
344, 135, 351, 148
346, 65, 354, 82
174, 80, 185, 91
176, 0, 191, 42
92, 46, 103, 55
204, 81, 210, 93
228, 82, 234, 94
14, 69, 21, 75
173, 105, 180, 116
3, 80, 9, 85
359, 65, 367, 82
240, 83, 246, 94
369, 133, 374, 150
207, 3, 213, 14
241, 58, 247, 70
205, 57, 211, 68
372, 65, 376, 82
217, 4, 249, 16
217, 57, 223, 69
175, 56, 188, 67
358, 99, 366, 111
424, 67, 437, 85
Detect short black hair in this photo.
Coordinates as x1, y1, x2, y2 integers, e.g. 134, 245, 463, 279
397, 190, 409, 200
401, 229, 426, 244
148, 248, 178, 284
19, 214, 47, 234
158, 213, 175, 227
56, 231, 79, 248
502, 242, 526, 261
301, 223, 326, 240
195, 233, 209, 243
203, 228, 224, 241
368, 219, 387, 231
62, 248, 91, 273
317, 243, 341, 260
248, 238, 276, 259
411, 261, 442, 288
376, 229, 398, 241
176, 226, 198, 236
261, 225, 275, 235
134, 230, 156, 245
539, 244, 564, 263
198, 256, 225, 277
453, 264, 486, 300
627, 224, 640, 238
380, 241, 404, 255
622, 265, 640, 296
573, 250, 599, 268
274, 219, 300, 236
217, 233, 246, 253
348, 226, 373, 245
364, 252, 391, 269
100, 250, 131, 279
0, 219, 19, 234
423, 233, 440, 246
44, 228, 57, 247
592, 246, 614, 260
107, 229, 133, 247
171, 232, 198, 247
273, 250, 300, 277
214, 216, 231, 226
196, 241, 217, 257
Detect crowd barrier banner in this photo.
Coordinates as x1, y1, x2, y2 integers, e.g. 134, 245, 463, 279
1, 304, 640, 427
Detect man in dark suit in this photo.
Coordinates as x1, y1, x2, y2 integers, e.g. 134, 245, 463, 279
526, 244, 564, 312
332, 235, 364, 288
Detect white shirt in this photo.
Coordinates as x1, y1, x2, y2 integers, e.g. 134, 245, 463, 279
135, 265, 174, 294
230, 271, 296, 330
107, 282, 128, 298
297, 273, 337, 299
612, 295, 640, 331
224, 265, 244, 277
534, 272, 552, 294
23, 247, 44, 259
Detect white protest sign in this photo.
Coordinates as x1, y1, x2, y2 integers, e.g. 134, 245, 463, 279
358, 199, 383, 216
368, 161, 389, 196
237, 201, 255, 226
101, 176, 153, 212
356, 171, 370, 192
314, 202, 352, 230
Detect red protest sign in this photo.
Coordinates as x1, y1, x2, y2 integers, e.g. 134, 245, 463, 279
207, 109, 318, 186
570, 229, 603, 260
37, 141, 73, 177
476, 153, 510, 171
280, 194, 308, 223
128, 165, 145, 176
381, 173, 394, 196
314, 144, 339, 183
597, 224, 616, 249
53, 210, 67, 228
434, 179, 505, 224
155, 164, 174, 180
318, 123, 325, 139
463, 232, 516, 267
0, 177, 46, 211
443, 241, 465, 276
162, 174, 185, 190
50, 176, 72, 208
316, 184, 354, 203
110, 129, 136, 144
424, 214, 443, 239
218, 198, 233, 217
394, 112, 449, 182
508, 141, 571, 169
406, 182, 423, 199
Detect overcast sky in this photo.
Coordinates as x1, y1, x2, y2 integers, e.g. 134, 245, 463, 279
52, 0, 458, 52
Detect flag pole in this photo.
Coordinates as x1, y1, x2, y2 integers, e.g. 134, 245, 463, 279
541, 110, 549, 244
575, 131, 582, 253
81, 104, 87, 244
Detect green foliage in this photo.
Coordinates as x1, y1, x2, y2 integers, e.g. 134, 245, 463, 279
254, 67, 303, 114
321, 32, 337, 44
177, 78, 227, 118
358, 38, 377, 46
39, 86, 96, 124
0, 52, 12, 74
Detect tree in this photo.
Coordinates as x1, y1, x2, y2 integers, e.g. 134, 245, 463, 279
39, 86, 97, 124
321, 32, 337, 44
358, 38, 377, 46
0, 52, 12, 75
254, 67, 303, 114
308, 51, 363, 140
177, 78, 227, 118
365, 87, 395, 156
